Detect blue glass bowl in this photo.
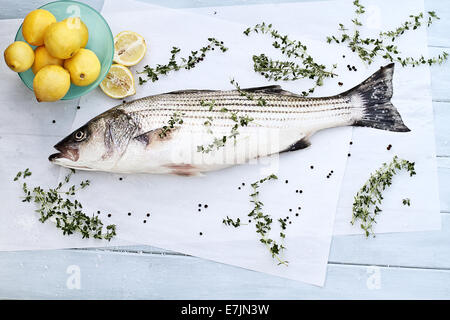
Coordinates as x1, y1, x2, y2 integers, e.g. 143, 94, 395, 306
14, 0, 114, 100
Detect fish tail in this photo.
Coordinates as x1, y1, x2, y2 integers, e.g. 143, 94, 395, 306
346, 63, 410, 132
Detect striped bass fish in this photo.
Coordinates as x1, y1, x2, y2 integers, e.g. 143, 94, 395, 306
49, 63, 409, 175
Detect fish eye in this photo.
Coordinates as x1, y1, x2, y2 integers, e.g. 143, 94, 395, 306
74, 130, 86, 141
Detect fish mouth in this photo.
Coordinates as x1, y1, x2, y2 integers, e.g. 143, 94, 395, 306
49, 144, 79, 162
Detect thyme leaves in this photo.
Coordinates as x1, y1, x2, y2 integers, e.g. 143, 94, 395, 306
222, 174, 289, 266
159, 112, 185, 138
244, 22, 337, 96
351, 156, 416, 237
196, 80, 260, 154
327, 0, 448, 66
230, 78, 267, 106
138, 38, 228, 85
196, 98, 254, 154
249, 174, 288, 266
15, 169, 116, 241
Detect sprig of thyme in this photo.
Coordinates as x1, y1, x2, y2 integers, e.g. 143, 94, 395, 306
223, 174, 288, 266
14, 168, 31, 181
196, 96, 255, 154
249, 174, 288, 266
223, 216, 246, 227
352, 156, 416, 237
230, 78, 267, 106
138, 38, 228, 85
244, 22, 337, 96
327, 0, 448, 66
160, 112, 185, 138
15, 169, 116, 241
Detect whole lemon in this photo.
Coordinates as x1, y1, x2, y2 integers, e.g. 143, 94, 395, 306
64, 48, 101, 86
44, 19, 83, 59
33, 65, 70, 102
4, 41, 35, 72
71, 18, 89, 48
32, 46, 63, 74
22, 9, 56, 46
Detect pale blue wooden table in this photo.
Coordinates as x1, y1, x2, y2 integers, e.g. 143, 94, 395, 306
1, 0, 449, 299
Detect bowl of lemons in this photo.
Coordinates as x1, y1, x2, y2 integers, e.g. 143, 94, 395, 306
8, 0, 114, 101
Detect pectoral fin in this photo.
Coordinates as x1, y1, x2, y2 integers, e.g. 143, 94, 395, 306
133, 127, 180, 148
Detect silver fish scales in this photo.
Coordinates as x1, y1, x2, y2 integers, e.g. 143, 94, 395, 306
50, 64, 409, 175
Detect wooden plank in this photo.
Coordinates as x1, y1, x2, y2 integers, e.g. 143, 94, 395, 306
434, 102, 450, 156
329, 213, 450, 268
438, 157, 450, 212
0, 248, 449, 299
79, 212, 450, 271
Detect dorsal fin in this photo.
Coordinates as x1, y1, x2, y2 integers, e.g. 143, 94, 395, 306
162, 86, 300, 96
164, 89, 216, 95
240, 85, 300, 97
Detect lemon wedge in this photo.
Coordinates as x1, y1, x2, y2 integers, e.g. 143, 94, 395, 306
113, 31, 147, 66
100, 64, 135, 99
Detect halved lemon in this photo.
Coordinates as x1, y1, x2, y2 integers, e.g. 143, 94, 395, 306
113, 31, 147, 66
100, 64, 135, 99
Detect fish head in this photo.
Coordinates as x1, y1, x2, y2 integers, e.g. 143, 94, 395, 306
49, 117, 112, 170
